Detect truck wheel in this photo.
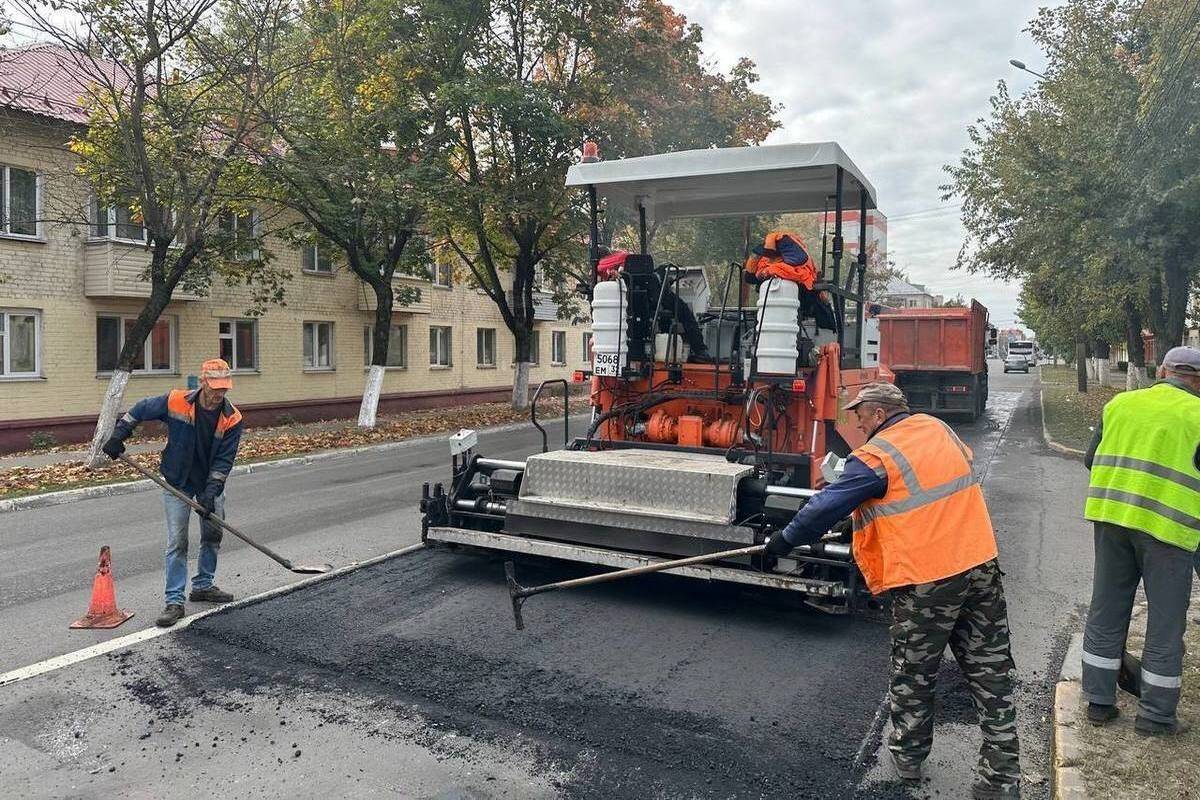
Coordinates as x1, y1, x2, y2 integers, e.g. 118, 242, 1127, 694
964, 375, 980, 422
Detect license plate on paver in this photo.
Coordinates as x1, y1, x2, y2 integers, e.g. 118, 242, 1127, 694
593, 352, 621, 376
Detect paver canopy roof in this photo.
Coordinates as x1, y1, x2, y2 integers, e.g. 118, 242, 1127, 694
566, 141, 877, 221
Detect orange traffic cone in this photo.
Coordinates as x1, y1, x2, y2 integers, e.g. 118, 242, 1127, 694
70, 546, 134, 629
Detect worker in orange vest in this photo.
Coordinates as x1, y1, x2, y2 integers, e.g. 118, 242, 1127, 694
767, 382, 1020, 799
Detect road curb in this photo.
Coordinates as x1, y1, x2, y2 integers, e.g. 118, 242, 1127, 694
0, 415, 587, 514
1052, 678, 1089, 799
1038, 387, 1086, 457
1051, 604, 1150, 799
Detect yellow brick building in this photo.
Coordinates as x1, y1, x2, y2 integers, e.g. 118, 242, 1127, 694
0, 45, 590, 452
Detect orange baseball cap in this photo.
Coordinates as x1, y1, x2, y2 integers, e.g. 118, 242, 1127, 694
200, 358, 233, 389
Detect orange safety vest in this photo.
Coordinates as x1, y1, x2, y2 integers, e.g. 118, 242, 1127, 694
850, 414, 998, 594
744, 230, 819, 289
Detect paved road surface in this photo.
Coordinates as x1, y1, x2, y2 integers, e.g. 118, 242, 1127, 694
0, 416, 582, 672
0, 363, 1098, 798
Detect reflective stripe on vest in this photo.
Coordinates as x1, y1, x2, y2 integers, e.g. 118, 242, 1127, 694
850, 414, 998, 594
857, 472, 980, 524
1085, 382, 1200, 552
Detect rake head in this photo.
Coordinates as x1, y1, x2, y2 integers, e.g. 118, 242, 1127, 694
504, 561, 527, 631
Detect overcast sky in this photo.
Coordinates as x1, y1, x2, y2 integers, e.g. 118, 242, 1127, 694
674, 0, 1053, 328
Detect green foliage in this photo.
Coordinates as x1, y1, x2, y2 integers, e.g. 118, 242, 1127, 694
238, 0, 483, 366
944, 0, 1200, 359
435, 0, 778, 355
12, 0, 294, 372
28, 431, 57, 450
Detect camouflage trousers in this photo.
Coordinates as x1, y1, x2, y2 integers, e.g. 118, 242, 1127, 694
888, 559, 1021, 785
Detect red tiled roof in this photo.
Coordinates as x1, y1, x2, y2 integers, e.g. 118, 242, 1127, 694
0, 43, 124, 125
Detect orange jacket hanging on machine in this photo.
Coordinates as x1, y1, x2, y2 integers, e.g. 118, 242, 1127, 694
849, 413, 998, 594
744, 230, 819, 289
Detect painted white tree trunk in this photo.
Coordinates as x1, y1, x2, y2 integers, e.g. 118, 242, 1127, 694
358, 364, 385, 428
1127, 364, 1152, 390
1097, 358, 1111, 388
512, 361, 531, 410
1087, 358, 1098, 382
86, 369, 132, 468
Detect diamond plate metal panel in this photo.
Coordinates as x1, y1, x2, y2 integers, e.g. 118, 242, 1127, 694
507, 499, 756, 543
518, 449, 751, 525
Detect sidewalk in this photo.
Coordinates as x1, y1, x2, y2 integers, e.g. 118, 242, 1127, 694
1053, 587, 1200, 799
0, 396, 589, 500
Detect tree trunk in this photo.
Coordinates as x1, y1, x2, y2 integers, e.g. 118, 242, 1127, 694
1093, 340, 1111, 387
86, 370, 133, 468
1075, 335, 1088, 393
512, 361, 531, 410
85, 273, 176, 467
359, 278, 394, 428
511, 325, 532, 410
1163, 253, 1189, 352
1122, 298, 1151, 389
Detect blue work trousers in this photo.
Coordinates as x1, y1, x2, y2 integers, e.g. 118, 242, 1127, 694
162, 490, 225, 605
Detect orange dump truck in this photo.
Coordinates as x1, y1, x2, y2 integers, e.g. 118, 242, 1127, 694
877, 300, 990, 421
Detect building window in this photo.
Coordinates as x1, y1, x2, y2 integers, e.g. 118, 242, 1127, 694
582, 331, 593, 362
303, 321, 334, 370
1, 165, 38, 237
96, 315, 175, 373
364, 324, 407, 368
219, 319, 258, 371
429, 326, 452, 367
219, 209, 257, 260
529, 330, 540, 365
431, 258, 452, 288
0, 309, 40, 377
476, 328, 496, 367
551, 330, 566, 365
302, 242, 333, 274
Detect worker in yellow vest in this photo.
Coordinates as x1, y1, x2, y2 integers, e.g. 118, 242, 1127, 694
767, 382, 1020, 799
1081, 345, 1200, 736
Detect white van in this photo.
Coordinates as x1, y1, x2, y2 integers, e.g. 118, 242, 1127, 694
1007, 340, 1036, 365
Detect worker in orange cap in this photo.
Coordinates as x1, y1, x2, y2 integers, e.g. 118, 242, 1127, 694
102, 358, 244, 627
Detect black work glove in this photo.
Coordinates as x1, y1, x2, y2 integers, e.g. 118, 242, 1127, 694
101, 434, 127, 460
764, 531, 795, 557
196, 483, 222, 517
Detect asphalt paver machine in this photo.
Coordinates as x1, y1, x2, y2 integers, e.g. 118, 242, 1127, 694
422, 142, 889, 613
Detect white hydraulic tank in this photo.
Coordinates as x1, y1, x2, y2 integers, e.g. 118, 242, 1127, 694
752, 278, 801, 374
590, 279, 629, 377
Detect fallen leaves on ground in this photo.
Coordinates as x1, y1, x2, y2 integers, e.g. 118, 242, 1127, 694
0, 397, 590, 500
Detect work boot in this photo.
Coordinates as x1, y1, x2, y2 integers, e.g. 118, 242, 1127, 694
189, 585, 234, 603
889, 752, 921, 785
1134, 717, 1190, 737
155, 604, 185, 628
970, 779, 1020, 799
1085, 703, 1119, 725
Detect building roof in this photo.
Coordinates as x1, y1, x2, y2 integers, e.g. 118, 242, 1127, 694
0, 43, 122, 124
565, 141, 878, 221
883, 276, 932, 296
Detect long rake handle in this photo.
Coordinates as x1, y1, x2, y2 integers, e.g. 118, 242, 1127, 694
118, 454, 297, 571
504, 543, 769, 630
516, 543, 768, 599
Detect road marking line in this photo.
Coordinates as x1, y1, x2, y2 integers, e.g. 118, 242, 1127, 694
0, 542, 426, 689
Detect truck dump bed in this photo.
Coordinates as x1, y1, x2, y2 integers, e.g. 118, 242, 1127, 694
877, 300, 988, 374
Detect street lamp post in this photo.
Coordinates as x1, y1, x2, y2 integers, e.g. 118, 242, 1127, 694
1009, 59, 1047, 80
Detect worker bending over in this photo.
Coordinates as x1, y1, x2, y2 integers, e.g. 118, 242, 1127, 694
1081, 345, 1200, 735
103, 358, 244, 627
768, 382, 1020, 799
